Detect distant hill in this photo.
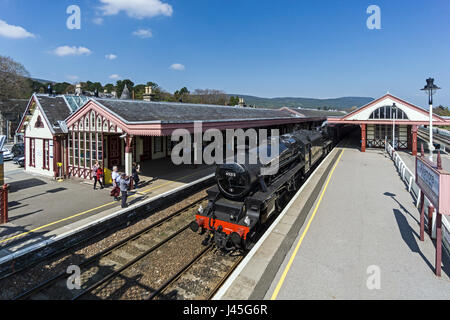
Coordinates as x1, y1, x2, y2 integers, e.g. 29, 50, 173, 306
229, 94, 374, 110
30, 77, 54, 84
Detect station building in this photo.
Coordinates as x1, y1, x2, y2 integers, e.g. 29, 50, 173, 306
328, 93, 450, 155
16, 94, 88, 178
17, 92, 336, 181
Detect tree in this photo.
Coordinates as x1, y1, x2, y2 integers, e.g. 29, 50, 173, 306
174, 87, 190, 102
54, 82, 72, 94
133, 84, 146, 100
116, 79, 134, 98
104, 83, 115, 93
228, 96, 240, 106
0, 55, 32, 101
434, 105, 450, 116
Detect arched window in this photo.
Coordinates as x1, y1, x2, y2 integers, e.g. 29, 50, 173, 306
369, 106, 408, 120
35, 116, 45, 128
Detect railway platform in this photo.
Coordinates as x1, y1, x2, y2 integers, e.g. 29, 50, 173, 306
0, 160, 214, 267
216, 133, 450, 300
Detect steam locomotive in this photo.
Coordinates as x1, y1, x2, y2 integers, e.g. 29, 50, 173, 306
189, 129, 334, 251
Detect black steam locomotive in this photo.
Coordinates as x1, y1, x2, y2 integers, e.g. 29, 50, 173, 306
190, 129, 333, 251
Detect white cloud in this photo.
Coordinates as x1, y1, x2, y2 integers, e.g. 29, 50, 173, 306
132, 29, 153, 38
99, 0, 173, 19
53, 46, 92, 57
105, 54, 117, 60
170, 63, 185, 71
93, 17, 104, 25
109, 74, 121, 80
67, 75, 79, 81
0, 20, 35, 39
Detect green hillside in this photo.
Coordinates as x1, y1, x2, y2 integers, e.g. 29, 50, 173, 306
229, 94, 374, 110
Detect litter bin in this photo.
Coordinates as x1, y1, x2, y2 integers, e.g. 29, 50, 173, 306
104, 168, 112, 186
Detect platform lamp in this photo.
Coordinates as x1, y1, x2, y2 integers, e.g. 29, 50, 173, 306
421, 78, 441, 161
392, 103, 397, 150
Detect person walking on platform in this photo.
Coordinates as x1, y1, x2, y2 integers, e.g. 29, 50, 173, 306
132, 162, 141, 189
111, 166, 120, 201
96, 162, 105, 190
119, 173, 131, 208
92, 161, 104, 190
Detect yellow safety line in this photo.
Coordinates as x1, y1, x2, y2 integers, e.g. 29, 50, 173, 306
0, 168, 209, 245
271, 148, 345, 300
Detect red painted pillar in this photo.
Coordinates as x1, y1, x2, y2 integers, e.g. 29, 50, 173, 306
419, 191, 425, 241
360, 124, 366, 152
436, 213, 442, 277
428, 205, 434, 236
1, 184, 8, 224
412, 125, 418, 156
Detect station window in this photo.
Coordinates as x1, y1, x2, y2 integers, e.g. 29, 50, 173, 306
369, 106, 408, 120
43, 140, 50, 170
80, 132, 85, 168
154, 137, 163, 153
29, 138, 35, 167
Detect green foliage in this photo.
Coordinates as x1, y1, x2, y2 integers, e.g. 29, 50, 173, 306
228, 96, 240, 106
53, 82, 72, 94
434, 105, 450, 116
104, 83, 115, 93
116, 79, 134, 98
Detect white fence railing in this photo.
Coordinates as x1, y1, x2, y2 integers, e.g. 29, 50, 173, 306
385, 143, 450, 256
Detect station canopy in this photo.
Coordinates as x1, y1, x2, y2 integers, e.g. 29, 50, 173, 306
65, 98, 329, 137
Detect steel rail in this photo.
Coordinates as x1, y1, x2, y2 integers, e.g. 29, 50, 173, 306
72, 224, 191, 300
13, 197, 207, 300
206, 255, 244, 300
148, 245, 213, 300
1, 194, 208, 282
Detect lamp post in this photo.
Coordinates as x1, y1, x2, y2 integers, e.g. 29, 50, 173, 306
421, 78, 441, 161
392, 103, 397, 150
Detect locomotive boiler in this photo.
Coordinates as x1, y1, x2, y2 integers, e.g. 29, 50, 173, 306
190, 129, 333, 251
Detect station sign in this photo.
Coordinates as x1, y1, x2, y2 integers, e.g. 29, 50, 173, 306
416, 156, 450, 215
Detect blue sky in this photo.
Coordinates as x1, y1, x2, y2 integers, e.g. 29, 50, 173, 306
1, 0, 450, 106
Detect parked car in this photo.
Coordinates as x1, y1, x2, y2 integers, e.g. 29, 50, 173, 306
17, 156, 25, 167
12, 143, 24, 157
1, 148, 14, 161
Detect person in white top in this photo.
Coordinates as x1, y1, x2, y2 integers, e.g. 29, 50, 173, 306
111, 166, 120, 201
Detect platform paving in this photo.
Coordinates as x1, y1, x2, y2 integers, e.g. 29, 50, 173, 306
217, 132, 450, 300
397, 135, 450, 173
0, 160, 213, 259
264, 144, 450, 299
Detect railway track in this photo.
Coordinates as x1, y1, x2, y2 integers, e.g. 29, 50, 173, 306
418, 129, 449, 151
150, 246, 244, 300
13, 197, 208, 300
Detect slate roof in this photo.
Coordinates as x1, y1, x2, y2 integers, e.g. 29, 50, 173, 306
35, 95, 72, 133
296, 109, 347, 118
0, 99, 28, 116
94, 98, 306, 124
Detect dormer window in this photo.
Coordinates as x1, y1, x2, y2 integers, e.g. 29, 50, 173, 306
35, 116, 45, 128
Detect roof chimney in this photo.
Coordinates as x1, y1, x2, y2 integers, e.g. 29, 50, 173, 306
238, 97, 245, 107
143, 86, 155, 102
75, 83, 82, 96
